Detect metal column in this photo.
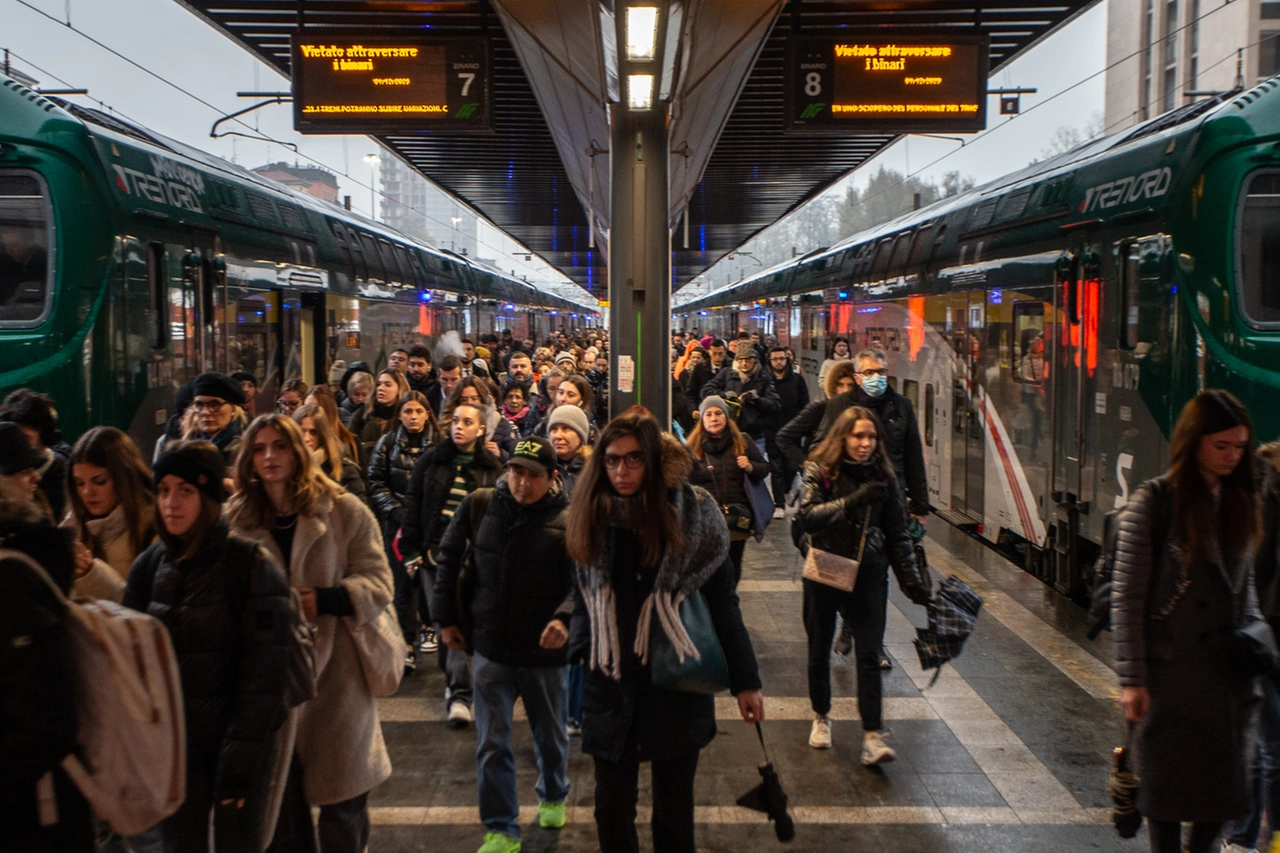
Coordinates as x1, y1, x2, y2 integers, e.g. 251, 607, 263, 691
607, 8, 671, 426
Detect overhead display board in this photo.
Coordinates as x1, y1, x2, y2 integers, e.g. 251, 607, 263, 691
788, 34, 989, 133
292, 34, 488, 133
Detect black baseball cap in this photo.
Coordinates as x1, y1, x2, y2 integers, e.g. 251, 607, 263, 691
507, 436, 556, 476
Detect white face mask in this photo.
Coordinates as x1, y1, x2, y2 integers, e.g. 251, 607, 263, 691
861, 374, 888, 397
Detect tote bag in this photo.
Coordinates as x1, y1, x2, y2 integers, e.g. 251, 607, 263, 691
649, 591, 730, 695
802, 506, 871, 592
346, 603, 405, 697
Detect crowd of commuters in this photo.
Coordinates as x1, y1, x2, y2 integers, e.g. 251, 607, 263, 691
7, 320, 1280, 853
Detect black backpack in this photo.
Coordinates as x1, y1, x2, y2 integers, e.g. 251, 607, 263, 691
1086, 478, 1168, 640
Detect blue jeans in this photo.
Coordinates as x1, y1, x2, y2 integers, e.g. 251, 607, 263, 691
472, 652, 571, 840
568, 663, 584, 724
1227, 671, 1280, 848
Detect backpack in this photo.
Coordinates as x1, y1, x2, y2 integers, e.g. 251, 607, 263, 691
0, 548, 186, 837
1086, 478, 1169, 640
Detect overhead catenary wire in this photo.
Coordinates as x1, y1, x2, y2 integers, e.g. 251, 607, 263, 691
6, 0, 589, 302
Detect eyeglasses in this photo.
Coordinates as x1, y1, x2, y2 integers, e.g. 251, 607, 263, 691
603, 450, 645, 470
857, 368, 889, 377
191, 400, 226, 412
277, 399, 300, 411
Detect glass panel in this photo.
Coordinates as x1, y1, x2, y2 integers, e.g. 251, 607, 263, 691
1239, 171, 1280, 325
1014, 301, 1047, 384
924, 383, 934, 446
1122, 243, 1141, 348
0, 172, 52, 326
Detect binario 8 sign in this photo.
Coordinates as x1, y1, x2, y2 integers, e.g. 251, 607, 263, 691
787, 33, 989, 134
291, 34, 489, 134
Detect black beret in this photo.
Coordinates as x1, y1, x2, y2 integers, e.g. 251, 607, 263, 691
230, 371, 257, 387
191, 372, 246, 406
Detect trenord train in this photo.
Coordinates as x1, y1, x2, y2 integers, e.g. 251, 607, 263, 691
0, 73, 597, 451
680, 76, 1280, 596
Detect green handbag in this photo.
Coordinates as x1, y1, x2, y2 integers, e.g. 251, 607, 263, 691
649, 591, 731, 695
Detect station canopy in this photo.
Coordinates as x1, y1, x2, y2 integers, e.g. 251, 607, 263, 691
181, 0, 1097, 297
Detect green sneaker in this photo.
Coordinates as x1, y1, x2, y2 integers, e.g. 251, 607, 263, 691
476, 831, 520, 853
538, 800, 567, 829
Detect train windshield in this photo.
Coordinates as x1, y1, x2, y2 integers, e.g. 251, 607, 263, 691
1239, 172, 1280, 326
0, 172, 52, 326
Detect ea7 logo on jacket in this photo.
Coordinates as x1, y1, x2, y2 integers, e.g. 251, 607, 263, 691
1079, 167, 1171, 213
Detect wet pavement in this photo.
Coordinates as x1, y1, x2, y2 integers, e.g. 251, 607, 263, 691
369, 517, 1141, 852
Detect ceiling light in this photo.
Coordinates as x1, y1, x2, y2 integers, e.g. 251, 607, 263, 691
626, 7, 659, 61
628, 73, 654, 110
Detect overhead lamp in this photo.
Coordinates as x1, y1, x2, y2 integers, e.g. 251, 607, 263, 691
628, 74, 654, 110
625, 6, 659, 61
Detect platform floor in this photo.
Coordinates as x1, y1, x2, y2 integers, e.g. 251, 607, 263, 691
369, 517, 1142, 852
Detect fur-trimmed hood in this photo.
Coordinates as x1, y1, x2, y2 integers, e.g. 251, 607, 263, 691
659, 431, 694, 488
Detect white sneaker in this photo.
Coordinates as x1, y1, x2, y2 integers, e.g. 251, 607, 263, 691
809, 715, 833, 749
446, 702, 472, 729
1220, 844, 1257, 853
861, 730, 896, 765
772, 506, 786, 520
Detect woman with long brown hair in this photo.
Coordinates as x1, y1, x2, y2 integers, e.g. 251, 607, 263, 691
685, 396, 768, 586
228, 414, 393, 853
1113, 389, 1272, 853
793, 405, 928, 759
293, 404, 367, 503
349, 368, 410, 461
304, 384, 361, 466
566, 407, 763, 853
61, 426, 155, 602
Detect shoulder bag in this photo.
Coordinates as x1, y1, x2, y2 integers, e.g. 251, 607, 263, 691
649, 590, 730, 695
803, 506, 872, 592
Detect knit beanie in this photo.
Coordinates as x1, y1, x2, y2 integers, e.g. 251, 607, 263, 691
547, 404, 590, 446
698, 395, 729, 420
153, 443, 227, 503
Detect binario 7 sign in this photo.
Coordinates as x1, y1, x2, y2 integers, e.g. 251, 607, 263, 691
291, 34, 489, 133
788, 33, 989, 133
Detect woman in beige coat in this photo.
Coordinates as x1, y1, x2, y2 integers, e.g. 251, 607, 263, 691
61, 426, 156, 602
227, 413, 393, 852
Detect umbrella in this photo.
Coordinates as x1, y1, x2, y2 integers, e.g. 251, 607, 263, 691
1108, 731, 1143, 838
736, 722, 796, 842
914, 575, 984, 684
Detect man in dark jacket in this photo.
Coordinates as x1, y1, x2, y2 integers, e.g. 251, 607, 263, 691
403, 402, 504, 727
764, 346, 810, 515
434, 437, 574, 852
405, 344, 437, 398
700, 340, 781, 450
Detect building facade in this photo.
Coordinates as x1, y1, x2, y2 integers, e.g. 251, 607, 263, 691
379, 155, 478, 257
251, 161, 340, 204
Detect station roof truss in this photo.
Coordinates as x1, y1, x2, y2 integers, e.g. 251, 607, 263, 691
179, 0, 1097, 295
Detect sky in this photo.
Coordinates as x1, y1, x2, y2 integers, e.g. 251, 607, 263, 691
5, 0, 1113, 302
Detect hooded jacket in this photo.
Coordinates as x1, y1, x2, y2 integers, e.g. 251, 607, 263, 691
699, 364, 780, 439
402, 439, 504, 558
568, 435, 761, 762
765, 363, 811, 430
432, 478, 574, 668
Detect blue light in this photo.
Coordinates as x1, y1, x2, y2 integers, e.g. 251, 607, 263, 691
550, 310, 558, 316
838, 291, 848, 300
699, 310, 707, 316
699, 225, 706, 252
857, 306, 881, 314
1171, 285, 1177, 294
989, 289, 1003, 304
419, 291, 432, 303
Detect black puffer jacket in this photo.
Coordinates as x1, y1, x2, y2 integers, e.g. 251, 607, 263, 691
320, 455, 367, 504
367, 425, 431, 534
349, 401, 396, 462
793, 459, 927, 604
432, 479, 574, 667
123, 523, 297, 803
778, 387, 929, 516
688, 434, 769, 510
765, 365, 811, 430
700, 366, 780, 440
402, 439, 504, 558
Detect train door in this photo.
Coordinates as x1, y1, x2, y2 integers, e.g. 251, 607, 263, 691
279, 289, 304, 388
186, 229, 221, 373
1048, 249, 1095, 593
948, 291, 986, 520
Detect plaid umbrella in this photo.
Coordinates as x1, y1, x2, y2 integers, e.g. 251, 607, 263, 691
914, 575, 984, 684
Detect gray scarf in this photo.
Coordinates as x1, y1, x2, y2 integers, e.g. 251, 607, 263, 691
575, 483, 729, 679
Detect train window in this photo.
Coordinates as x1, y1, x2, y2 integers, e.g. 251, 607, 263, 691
870, 238, 894, 279
924, 383, 935, 446
392, 244, 413, 286
147, 242, 166, 348
1121, 242, 1141, 348
1238, 171, 1280, 326
902, 378, 919, 414
0, 171, 53, 327
377, 240, 399, 284
907, 225, 933, 269
888, 232, 913, 279
358, 233, 384, 282
1013, 301, 1046, 384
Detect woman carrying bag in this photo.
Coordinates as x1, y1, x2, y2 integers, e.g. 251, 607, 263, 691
566, 407, 764, 853
1112, 390, 1274, 853
686, 396, 769, 587
793, 406, 929, 759
227, 415, 394, 853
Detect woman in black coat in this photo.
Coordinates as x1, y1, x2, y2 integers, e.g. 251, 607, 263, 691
685, 395, 769, 586
566, 408, 763, 853
793, 405, 929, 761
367, 391, 439, 668
123, 441, 298, 853
349, 369, 409, 462
1112, 390, 1271, 853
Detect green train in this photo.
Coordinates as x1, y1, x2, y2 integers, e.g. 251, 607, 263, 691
680, 76, 1280, 595
0, 73, 596, 451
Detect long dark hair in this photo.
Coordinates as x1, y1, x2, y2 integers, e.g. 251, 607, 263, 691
66, 426, 156, 559
809, 406, 895, 483
1168, 389, 1259, 563
566, 407, 684, 568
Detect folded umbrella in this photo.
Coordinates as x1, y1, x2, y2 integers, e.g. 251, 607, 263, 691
914, 575, 984, 684
736, 722, 796, 842
1108, 726, 1143, 839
